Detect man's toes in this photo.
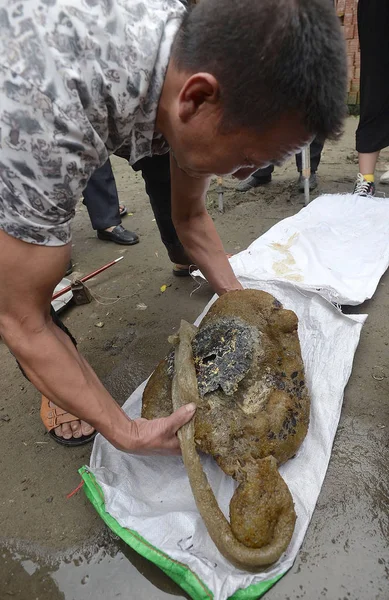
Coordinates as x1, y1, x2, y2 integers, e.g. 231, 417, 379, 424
81, 421, 95, 437
70, 421, 82, 438
54, 425, 64, 438
61, 422, 74, 440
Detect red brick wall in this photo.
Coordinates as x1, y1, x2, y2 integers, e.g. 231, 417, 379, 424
336, 0, 360, 105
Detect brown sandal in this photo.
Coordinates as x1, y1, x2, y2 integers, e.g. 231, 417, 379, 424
40, 395, 97, 447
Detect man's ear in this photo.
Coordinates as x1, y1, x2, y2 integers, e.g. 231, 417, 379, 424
178, 73, 220, 122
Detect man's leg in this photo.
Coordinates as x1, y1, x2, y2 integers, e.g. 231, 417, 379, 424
83, 159, 139, 245
17, 306, 95, 443
133, 153, 192, 272
295, 137, 324, 191
236, 165, 274, 192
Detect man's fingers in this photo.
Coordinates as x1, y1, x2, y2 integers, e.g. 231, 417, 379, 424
166, 402, 196, 434
130, 405, 196, 455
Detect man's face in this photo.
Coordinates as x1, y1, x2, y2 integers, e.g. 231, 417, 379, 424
170, 109, 312, 180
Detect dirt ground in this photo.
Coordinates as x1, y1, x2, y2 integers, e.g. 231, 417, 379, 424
0, 116, 388, 599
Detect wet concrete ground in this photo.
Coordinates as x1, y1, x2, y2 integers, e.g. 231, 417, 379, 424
0, 118, 388, 599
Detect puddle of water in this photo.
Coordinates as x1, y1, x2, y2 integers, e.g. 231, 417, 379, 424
1, 540, 189, 600
20, 558, 39, 576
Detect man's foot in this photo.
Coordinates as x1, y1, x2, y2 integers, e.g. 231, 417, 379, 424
353, 173, 375, 196
379, 170, 389, 184
97, 224, 139, 245
298, 172, 317, 192
172, 254, 233, 277
119, 204, 127, 217
40, 395, 96, 446
172, 263, 194, 277
236, 173, 272, 192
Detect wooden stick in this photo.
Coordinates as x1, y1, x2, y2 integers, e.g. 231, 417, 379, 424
301, 144, 311, 206
52, 256, 124, 300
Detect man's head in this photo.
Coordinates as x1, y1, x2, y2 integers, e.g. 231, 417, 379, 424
159, 0, 347, 178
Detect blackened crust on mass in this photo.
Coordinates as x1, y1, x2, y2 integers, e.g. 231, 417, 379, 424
192, 317, 257, 397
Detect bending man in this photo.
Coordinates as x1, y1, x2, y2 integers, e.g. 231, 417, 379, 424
0, 0, 346, 453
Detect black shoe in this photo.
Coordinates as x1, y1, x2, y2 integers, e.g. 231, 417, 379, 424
236, 173, 272, 192
97, 224, 139, 245
298, 172, 317, 193
353, 173, 375, 196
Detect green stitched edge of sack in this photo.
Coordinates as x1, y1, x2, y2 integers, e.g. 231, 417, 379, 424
79, 466, 286, 600
229, 573, 283, 600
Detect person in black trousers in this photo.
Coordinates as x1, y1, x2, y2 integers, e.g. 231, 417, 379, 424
237, 137, 324, 192
83, 159, 139, 245
132, 153, 192, 276
353, 0, 389, 196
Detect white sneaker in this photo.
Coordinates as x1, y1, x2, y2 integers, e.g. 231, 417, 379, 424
379, 170, 389, 184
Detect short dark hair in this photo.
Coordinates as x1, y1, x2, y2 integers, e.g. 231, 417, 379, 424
172, 0, 347, 139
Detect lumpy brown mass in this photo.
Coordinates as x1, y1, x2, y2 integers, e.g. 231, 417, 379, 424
142, 290, 310, 568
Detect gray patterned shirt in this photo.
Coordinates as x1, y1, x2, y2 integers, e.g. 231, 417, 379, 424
0, 0, 185, 245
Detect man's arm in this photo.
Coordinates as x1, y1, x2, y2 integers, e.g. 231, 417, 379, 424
170, 154, 242, 295
0, 230, 195, 454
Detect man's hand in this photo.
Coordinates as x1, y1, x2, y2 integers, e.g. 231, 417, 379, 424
170, 154, 243, 296
128, 403, 196, 455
